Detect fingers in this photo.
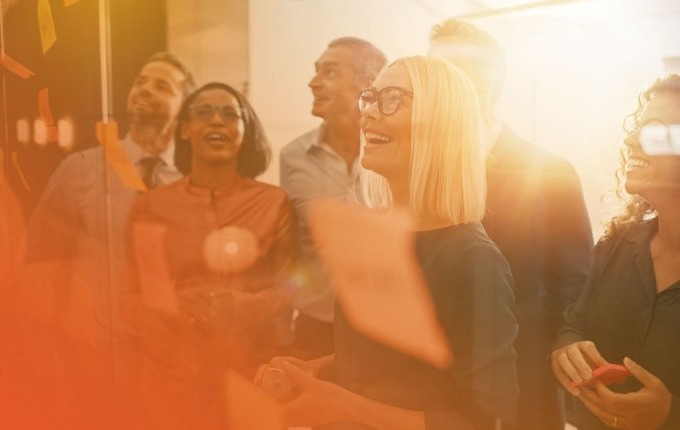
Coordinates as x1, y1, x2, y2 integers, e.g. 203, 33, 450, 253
553, 341, 607, 389
581, 341, 608, 369
253, 364, 270, 386
623, 357, 659, 389
255, 356, 309, 385
566, 342, 597, 380
579, 388, 618, 428
552, 353, 581, 396
281, 360, 311, 387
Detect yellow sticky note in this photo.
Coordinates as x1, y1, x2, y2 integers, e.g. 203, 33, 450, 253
96, 121, 147, 191
308, 199, 453, 369
38, 88, 58, 142
10, 152, 30, 191
37, 0, 57, 54
0, 53, 36, 79
225, 370, 285, 430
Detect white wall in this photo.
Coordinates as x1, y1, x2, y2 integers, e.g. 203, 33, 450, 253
167, 0, 249, 93
249, 0, 680, 239
249, 0, 439, 184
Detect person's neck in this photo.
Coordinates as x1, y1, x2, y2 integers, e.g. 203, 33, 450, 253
130, 123, 174, 155
389, 178, 455, 232
654, 198, 680, 252
323, 117, 360, 171
190, 162, 239, 191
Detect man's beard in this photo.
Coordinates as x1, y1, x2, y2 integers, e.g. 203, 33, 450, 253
129, 111, 171, 132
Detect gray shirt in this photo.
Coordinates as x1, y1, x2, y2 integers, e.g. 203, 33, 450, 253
20, 136, 182, 340
279, 125, 358, 322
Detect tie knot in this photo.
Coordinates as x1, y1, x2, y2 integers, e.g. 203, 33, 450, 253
138, 156, 161, 189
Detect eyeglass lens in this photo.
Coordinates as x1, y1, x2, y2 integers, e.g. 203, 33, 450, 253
358, 88, 409, 116
191, 104, 242, 121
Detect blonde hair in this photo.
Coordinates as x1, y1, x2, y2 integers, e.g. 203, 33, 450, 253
360, 56, 486, 225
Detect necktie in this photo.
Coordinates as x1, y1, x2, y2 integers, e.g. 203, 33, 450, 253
138, 156, 161, 190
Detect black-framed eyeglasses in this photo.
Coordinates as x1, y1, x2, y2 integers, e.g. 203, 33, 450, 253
188, 104, 243, 122
358, 87, 414, 116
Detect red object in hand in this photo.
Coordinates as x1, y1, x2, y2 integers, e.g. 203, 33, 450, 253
572, 363, 632, 387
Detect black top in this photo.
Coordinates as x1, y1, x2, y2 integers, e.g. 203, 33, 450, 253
334, 222, 518, 430
485, 126, 593, 430
555, 219, 680, 429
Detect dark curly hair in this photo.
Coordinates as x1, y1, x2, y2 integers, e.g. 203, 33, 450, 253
174, 82, 271, 178
603, 73, 680, 240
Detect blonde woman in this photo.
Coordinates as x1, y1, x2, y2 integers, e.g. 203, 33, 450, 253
261, 56, 518, 430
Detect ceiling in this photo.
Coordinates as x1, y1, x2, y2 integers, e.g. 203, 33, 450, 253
408, 0, 680, 21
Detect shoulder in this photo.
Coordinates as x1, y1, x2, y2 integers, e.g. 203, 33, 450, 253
57, 145, 103, 172
496, 128, 579, 178
597, 219, 654, 255
420, 223, 508, 268
43, 146, 104, 194
280, 128, 320, 160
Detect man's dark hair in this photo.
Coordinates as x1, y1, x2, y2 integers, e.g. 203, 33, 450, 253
143, 51, 196, 97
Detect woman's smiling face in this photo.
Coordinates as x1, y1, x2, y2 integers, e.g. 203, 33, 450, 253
624, 91, 680, 200
360, 63, 414, 182
181, 88, 245, 168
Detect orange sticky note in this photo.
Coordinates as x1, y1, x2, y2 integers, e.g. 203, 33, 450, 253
10, 152, 30, 191
96, 121, 147, 191
133, 222, 178, 314
37, 88, 58, 142
225, 370, 285, 430
37, 0, 57, 54
308, 200, 453, 369
63, 0, 81, 6
0, 181, 25, 287
0, 53, 36, 79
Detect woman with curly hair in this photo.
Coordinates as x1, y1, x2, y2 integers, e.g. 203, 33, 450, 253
551, 74, 680, 430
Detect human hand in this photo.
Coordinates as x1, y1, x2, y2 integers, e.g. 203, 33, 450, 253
176, 286, 232, 331
280, 360, 349, 427
551, 340, 608, 396
254, 355, 331, 386
578, 357, 671, 429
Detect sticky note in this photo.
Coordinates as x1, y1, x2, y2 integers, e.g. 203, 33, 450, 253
0, 53, 36, 79
133, 222, 178, 314
0, 181, 25, 287
96, 121, 146, 191
10, 152, 30, 191
225, 370, 285, 430
37, 0, 57, 54
308, 199, 453, 369
37, 88, 58, 142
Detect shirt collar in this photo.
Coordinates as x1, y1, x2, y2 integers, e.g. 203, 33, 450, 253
302, 124, 325, 153
122, 134, 176, 167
